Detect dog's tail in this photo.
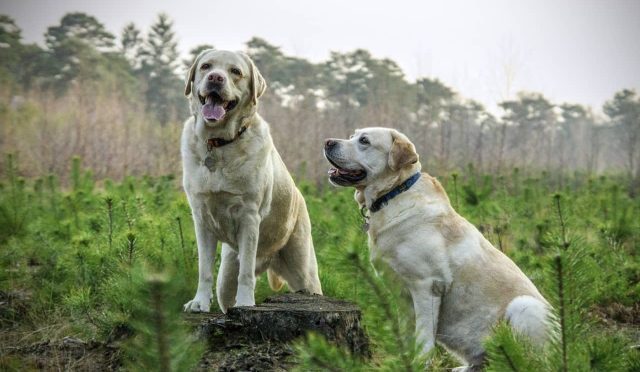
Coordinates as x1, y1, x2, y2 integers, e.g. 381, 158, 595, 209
267, 269, 285, 291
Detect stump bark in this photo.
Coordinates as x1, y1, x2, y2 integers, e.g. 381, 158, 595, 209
185, 292, 370, 370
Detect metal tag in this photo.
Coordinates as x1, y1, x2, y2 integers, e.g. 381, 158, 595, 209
360, 206, 370, 233
204, 156, 215, 171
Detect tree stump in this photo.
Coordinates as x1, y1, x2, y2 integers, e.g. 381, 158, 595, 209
185, 292, 370, 370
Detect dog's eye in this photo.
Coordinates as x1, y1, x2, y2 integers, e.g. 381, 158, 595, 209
200, 63, 211, 70
229, 67, 242, 76
359, 136, 370, 145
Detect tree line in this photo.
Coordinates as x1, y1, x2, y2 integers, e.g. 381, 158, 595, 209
1, 12, 639, 193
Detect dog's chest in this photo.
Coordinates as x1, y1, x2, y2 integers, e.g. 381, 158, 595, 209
187, 163, 229, 194
197, 192, 246, 243
368, 213, 448, 282
368, 237, 408, 275
183, 150, 272, 245
184, 149, 254, 194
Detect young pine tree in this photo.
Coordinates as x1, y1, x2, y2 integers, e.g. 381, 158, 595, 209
485, 193, 638, 371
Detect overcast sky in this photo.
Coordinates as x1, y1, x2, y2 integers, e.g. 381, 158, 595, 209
3, 0, 639, 113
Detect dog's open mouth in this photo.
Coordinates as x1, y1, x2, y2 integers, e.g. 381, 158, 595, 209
199, 91, 238, 121
326, 157, 366, 185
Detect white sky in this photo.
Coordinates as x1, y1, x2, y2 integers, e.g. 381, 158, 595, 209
2, 0, 639, 113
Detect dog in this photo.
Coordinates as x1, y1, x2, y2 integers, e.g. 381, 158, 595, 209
324, 127, 551, 370
181, 49, 322, 313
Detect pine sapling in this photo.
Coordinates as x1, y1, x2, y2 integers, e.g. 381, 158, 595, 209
554, 193, 569, 251
175, 216, 187, 269
551, 194, 570, 372
123, 269, 203, 372
484, 321, 542, 371
4, 153, 27, 236
47, 174, 60, 222
126, 233, 137, 267
346, 249, 414, 372
554, 254, 568, 372
498, 345, 518, 372
148, 275, 171, 372
106, 197, 114, 251
122, 201, 134, 230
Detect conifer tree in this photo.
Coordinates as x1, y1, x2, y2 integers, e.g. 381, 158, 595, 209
139, 13, 184, 125
43, 12, 116, 90
121, 22, 143, 70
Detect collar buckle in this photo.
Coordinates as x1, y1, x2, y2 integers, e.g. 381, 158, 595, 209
206, 126, 248, 152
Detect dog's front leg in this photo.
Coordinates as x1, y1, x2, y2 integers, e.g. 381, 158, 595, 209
235, 214, 260, 307
410, 279, 444, 355
183, 213, 217, 312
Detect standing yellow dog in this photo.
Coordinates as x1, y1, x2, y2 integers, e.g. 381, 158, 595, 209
181, 50, 322, 313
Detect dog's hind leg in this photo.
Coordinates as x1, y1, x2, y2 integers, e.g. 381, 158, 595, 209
505, 295, 552, 346
269, 212, 322, 295
216, 243, 239, 313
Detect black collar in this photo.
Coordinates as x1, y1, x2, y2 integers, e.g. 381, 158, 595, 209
207, 126, 247, 151
370, 172, 421, 213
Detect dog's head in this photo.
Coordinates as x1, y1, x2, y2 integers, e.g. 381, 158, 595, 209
324, 127, 420, 189
184, 49, 266, 127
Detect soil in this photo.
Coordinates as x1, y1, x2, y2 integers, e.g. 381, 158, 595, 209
591, 302, 640, 343
592, 302, 640, 326
1, 337, 121, 371
1, 291, 369, 371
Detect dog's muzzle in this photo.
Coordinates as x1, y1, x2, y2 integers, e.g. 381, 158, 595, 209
198, 88, 238, 122
324, 140, 367, 186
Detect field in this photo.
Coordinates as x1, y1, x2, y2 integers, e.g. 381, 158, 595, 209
1, 155, 639, 371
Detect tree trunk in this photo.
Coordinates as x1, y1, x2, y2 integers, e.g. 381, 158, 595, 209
185, 292, 371, 370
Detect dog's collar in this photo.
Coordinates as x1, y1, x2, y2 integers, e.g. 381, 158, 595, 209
206, 126, 247, 151
369, 172, 421, 213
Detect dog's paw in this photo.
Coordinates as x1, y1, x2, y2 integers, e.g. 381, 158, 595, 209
183, 294, 211, 312
234, 295, 255, 307
234, 299, 255, 307
234, 285, 255, 307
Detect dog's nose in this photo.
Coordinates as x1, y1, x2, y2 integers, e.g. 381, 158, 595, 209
208, 72, 225, 84
325, 139, 337, 150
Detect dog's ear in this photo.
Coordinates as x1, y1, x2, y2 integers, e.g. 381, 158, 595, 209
184, 49, 213, 96
388, 132, 418, 171
240, 52, 267, 105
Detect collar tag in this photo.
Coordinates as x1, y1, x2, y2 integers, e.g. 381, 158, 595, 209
360, 206, 370, 232
204, 156, 215, 171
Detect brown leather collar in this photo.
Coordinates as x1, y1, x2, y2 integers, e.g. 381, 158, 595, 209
206, 126, 247, 151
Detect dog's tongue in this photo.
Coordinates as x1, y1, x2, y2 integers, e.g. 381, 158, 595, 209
202, 102, 226, 121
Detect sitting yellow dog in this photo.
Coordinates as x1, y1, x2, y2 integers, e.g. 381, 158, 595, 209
324, 127, 552, 371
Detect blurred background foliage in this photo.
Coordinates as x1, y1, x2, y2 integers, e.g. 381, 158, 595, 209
1, 12, 640, 195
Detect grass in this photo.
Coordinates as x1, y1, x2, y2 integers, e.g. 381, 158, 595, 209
1, 155, 639, 370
